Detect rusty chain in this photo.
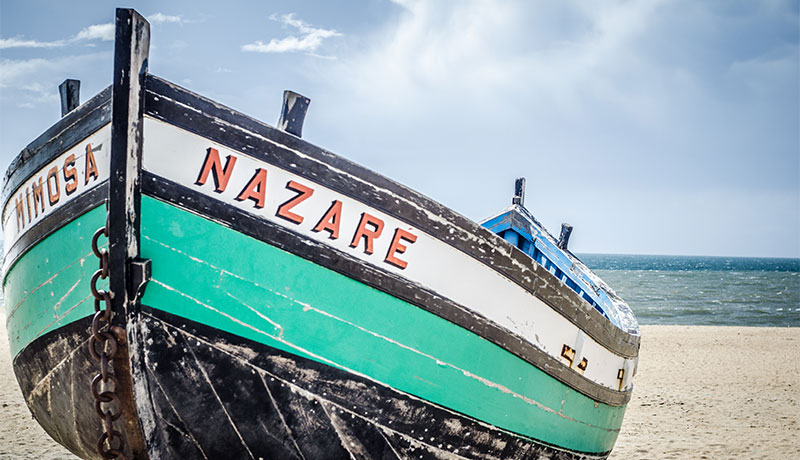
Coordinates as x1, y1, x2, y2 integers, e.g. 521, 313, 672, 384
89, 217, 128, 460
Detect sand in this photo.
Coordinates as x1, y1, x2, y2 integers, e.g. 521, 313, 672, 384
1, 324, 798, 459
609, 325, 800, 459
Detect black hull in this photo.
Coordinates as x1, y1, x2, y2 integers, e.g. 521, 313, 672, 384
13, 316, 145, 460
133, 306, 606, 460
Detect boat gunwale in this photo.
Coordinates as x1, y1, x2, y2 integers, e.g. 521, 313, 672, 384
142, 74, 640, 358
1, 86, 112, 212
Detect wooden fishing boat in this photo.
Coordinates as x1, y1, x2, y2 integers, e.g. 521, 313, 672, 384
2, 9, 639, 460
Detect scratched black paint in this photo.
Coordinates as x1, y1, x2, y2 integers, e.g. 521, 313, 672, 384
136, 306, 607, 460
13, 316, 144, 460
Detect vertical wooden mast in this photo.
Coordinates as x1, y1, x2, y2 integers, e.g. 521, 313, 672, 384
107, 8, 151, 459
109, 8, 149, 317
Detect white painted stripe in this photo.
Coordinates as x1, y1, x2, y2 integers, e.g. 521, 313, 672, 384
2, 124, 111, 254
142, 117, 635, 391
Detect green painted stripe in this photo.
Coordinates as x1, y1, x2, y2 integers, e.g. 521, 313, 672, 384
140, 196, 626, 453
3, 206, 107, 357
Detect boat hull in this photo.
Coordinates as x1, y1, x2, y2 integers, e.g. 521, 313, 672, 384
130, 194, 625, 457
1, 9, 639, 459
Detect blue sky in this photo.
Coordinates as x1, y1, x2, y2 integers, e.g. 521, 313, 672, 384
1, 0, 798, 257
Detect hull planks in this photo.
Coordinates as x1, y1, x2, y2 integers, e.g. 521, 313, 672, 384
1, 8, 639, 460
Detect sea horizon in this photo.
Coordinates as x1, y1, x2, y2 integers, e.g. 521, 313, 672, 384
577, 252, 800, 271
578, 253, 799, 328
578, 251, 800, 261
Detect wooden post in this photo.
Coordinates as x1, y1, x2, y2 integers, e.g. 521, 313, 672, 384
558, 223, 573, 250
58, 79, 80, 116
107, 8, 151, 459
512, 177, 525, 206
278, 90, 311, 137
109, 7, 149, 316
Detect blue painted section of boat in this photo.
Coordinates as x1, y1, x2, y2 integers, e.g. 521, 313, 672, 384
482, 206, 620, 327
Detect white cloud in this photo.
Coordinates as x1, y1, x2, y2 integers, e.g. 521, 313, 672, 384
2, 13, 185, 51
305, 52, 337, 61
21, 82, 60, 104
148, 13, 184, 24
0, 58, 50, 87
313, 0, 798, 257
0, 53, 107, 104
339, 0, 671, 118
74, 23, 114, 42
0, 37, 64, 49
242, 13, 341, 54
728, 46, 799, 96
1, 22, 115, 50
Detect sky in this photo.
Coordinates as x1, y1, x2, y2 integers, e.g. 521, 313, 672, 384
0, 0, 798, 258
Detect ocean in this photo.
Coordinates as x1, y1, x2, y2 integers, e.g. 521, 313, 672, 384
580, 254, 800, 327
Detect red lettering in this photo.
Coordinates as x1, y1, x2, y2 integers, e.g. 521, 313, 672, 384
63, 154, 78, 195
25, 190, 31, 223
46, 166, 60, 206
31, 178, 45, 217
312, 200, 343, 239
84, 144, 98, 185
14, 195, 24, 230
349, 212, 384, 255
195, 147, 237, 193
384, 228, 417, 269
235, 168, 267, 208
276, 180, 314, 224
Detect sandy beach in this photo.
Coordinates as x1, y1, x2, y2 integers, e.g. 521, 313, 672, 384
1, 324, 798, 459
609, 326, 799, 459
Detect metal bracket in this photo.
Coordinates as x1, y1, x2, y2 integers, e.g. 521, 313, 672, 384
128, 257, 152, 302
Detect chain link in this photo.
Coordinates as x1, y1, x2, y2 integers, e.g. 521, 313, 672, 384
89, 218, 128, 460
